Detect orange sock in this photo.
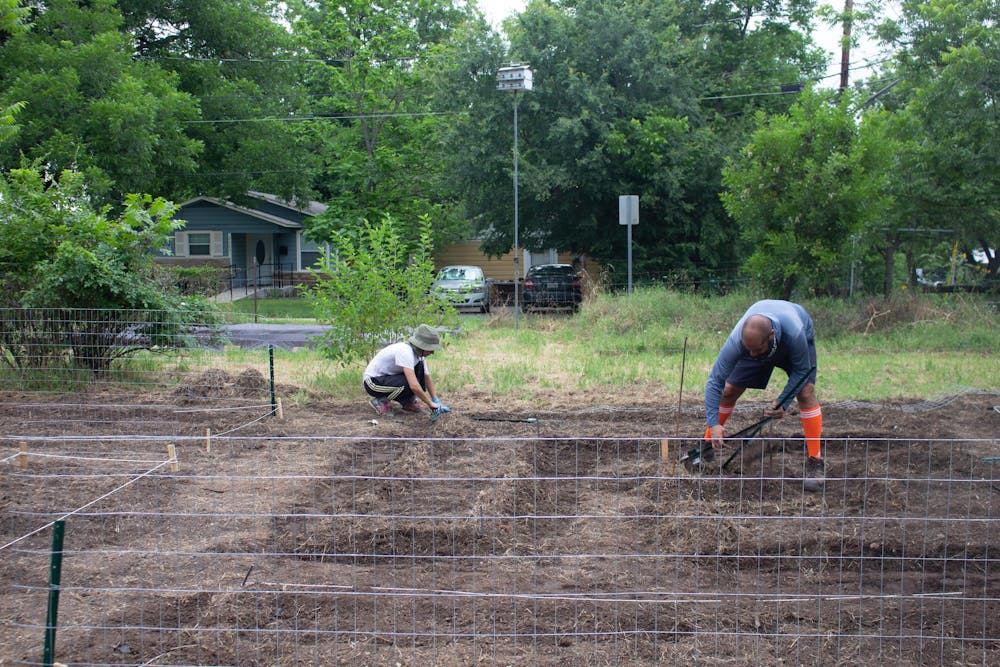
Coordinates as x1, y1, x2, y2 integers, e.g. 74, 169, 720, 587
704, 404, 735, 440
799, 405, 823, 458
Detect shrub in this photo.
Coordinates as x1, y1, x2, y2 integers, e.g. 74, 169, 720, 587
307, 215, 457, 364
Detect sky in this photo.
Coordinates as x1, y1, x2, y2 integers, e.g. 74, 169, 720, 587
476, 0, 892, 87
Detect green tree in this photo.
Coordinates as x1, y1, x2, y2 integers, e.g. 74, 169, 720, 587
0, 0, 28, 36
721, 88, 890, 297
116, 0, 318, 204
448, 0, 827, 281
308, 215, 457, 364
1, 2, 29, 146
0, 168, 182, 308
289, 0, 474, 246
0, 0, 202, 204
874, 0, 1000, 285
0, 167, 213, 373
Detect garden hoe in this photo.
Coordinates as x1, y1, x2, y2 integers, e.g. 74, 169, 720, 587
680, 367, 815, 475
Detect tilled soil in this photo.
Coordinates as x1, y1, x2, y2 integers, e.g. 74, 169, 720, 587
1, 376, 997, 666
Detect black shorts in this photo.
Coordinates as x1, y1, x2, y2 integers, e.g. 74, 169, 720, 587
727, 338, 817, 390
363, 361, 426, 402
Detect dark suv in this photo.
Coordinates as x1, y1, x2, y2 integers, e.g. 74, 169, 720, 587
522, 264, 582, 312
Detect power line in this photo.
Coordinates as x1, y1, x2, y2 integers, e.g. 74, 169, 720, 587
183, 110, 465, 124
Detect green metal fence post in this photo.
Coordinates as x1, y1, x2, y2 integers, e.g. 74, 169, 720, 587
42, 519, 65, 666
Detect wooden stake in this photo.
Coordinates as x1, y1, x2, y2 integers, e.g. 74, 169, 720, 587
276, 397, 284, 420
19, 442, 27, 470
205, 428, 211, 454
660, 438, 670, 464
167, 444, 178, 473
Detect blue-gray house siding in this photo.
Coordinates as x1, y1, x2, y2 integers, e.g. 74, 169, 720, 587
156, 192, 327, 289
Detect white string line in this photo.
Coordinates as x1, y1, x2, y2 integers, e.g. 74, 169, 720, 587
9, 451, 167, 464
11, 544, 988, 568
11, 619, 989, 643
7, 467, 993, 486
10, 579, 975, 607
2, 411, 277, 445
1, 433, 997, 444
253, 581, 969, 606
212, 407, 278, 436
5, 399, 273, 409
19, 419, 177, 427
7, 507, 993, 526
5, 389, 995, 416
0, 457, 175, 553
175, 404, 276, 413
4, 402, 180, 409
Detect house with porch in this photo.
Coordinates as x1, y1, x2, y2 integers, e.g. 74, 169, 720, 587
156, 192, 328, 291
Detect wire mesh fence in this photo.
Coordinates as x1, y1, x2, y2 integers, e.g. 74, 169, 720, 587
0, 308, 997, 665
0, 306, 305, 402
2, 430, 997, 666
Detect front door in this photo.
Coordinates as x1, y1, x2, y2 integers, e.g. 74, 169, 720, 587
246, 234, 273, 286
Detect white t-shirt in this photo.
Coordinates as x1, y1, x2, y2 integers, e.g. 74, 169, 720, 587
363, 342, 426, 379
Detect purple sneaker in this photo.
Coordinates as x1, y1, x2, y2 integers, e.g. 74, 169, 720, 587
369, 398, 391, 415
401, 401, 428, 414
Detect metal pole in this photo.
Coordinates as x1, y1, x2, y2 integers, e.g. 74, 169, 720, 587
513, 93, 520, 329
849, 234, 856, 300
839, 0, 854, 92
43, 520, 66, 666
627, 221, 633, 294
252, 260, 258, 324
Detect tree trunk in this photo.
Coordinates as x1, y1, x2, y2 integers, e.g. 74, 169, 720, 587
883, 238, 898, 298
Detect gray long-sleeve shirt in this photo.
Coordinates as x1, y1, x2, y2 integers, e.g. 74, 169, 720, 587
704, 300, 814, 426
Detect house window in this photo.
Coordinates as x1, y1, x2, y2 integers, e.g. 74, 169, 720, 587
174, 231, 223, 258
188, 232, 213, 256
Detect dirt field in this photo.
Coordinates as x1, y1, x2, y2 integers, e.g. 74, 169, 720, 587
1, 371, 998, 666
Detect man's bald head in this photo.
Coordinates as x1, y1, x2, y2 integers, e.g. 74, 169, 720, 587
741, 314, 774, 357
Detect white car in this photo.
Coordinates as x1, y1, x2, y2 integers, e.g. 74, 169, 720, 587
432, 265, 490, 313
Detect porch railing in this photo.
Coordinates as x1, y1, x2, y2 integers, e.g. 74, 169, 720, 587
227, 261, 296, 292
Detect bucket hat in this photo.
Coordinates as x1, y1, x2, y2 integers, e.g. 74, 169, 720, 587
408, 324, 442, 352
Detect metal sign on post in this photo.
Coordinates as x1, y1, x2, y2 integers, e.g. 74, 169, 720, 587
619, 195, 639, 294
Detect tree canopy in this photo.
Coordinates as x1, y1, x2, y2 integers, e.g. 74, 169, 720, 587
872, 0, 1000, 284
0, 0, 203, 205
287, 0, 481, 246
721, 88, 890, 297
1, 0, 997, 297
446, 0, 828, 282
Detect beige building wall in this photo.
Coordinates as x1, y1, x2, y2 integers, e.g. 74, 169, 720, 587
434, 241, 601, 282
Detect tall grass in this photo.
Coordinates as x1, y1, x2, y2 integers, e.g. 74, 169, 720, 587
426, 289, 998, 404
5, 291, 992, 402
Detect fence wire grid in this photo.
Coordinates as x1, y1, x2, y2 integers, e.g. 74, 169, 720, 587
0, 307, 997, 666
2, 429, 997, 667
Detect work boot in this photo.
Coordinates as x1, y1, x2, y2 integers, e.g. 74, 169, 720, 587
803, 456, 825, 492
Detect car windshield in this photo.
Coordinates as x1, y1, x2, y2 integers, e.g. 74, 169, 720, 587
438, 267, 480, 281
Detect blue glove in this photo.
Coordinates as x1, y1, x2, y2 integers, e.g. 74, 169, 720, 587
432, 398, 452, 413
